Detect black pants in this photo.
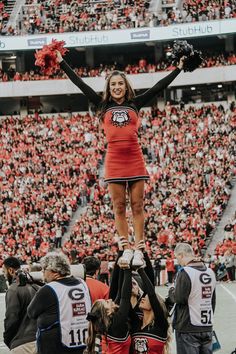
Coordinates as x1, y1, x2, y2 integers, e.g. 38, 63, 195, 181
55, 237, 62, 248
226, 266, 235, 281
154, 269, 161, 286
167, 271, 174, 284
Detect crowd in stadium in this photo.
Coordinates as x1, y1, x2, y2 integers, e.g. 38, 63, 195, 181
0, 1, 236, 284
0, 112, 105, 265
1, 0, 236, 35
65, 103, 236, 266
207, 212, 236, 282
0, 103, 235, 281
0, 51, 236, 83
1, 3, 236, 354
0, 0, 9, 34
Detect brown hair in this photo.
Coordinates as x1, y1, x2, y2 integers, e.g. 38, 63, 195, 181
84, 300, 118, 354
155, 293, 172, 354
97, 71, 135, 122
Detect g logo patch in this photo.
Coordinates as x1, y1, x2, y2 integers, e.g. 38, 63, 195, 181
111, 110, 130, 127
200, 273, 212, 285
68, 288, 85, 301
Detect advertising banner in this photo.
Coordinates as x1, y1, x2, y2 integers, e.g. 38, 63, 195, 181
0, 19, 235, 51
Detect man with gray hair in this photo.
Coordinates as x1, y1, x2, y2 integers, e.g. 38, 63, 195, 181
168, 243, 216, 354
28, 252, 91, 354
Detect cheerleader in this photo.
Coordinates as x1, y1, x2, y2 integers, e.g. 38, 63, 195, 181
84, 262, 132, 354
130, 263, 171, 354
55, 50, 185, 266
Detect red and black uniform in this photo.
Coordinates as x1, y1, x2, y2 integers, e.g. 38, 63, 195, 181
102, 268, 132, 354
60, 60, 181, 183
130, 269, 169, 354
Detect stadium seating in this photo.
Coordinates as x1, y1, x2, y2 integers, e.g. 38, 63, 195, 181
1, 103, 235, 266
66, 103, 235, 262
0, 112, 105, 265
1, 0, 236, 35
1, 52, 236, 82
0, 1, 235, 277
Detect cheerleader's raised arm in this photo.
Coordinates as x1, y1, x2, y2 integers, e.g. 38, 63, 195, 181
134, 56, 185, 110
56, 50, 102, 108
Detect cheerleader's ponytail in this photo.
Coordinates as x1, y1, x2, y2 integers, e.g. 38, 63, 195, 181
84, 320, 97, 354
85, 300, 111, 353
163, 322, 172, 354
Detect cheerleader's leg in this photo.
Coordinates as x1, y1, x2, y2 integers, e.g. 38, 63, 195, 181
108, 182, 128, 239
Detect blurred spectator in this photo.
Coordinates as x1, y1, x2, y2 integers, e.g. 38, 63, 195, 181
165, 255, 175, 284
3, 256, 39, 354
82, 255, 109, 303
224, 249, 235, 281
99, 256, 110, 285
153, 255, 162, 286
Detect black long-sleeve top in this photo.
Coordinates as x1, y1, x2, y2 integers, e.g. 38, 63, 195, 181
60, 60, 181, 111
109, 251, 154, 301
107, 268, 132, 338
131, 268, 168, 337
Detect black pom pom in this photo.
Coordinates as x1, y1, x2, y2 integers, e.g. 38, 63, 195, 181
170, 40, 203, 72
183, 50, 203, 72
171, 40, 193, 60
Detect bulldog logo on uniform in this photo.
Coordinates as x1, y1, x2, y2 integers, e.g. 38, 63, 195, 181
133, 338, 148, 353
111, 110, 130, 127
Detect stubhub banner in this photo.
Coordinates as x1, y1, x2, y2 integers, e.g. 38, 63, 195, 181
0, 18, 235, 51
27, 37, 47, 47
131, 30, 150, 40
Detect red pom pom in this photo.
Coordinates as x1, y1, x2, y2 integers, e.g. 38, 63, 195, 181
35, 39, 68, 75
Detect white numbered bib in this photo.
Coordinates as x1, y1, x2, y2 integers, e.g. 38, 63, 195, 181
184, 266, 216, 326
48, 279, 91, 348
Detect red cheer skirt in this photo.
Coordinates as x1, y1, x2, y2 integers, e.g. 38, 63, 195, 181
104, 141, 149, 183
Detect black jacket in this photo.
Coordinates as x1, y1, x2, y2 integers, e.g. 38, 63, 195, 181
4, 280, 39, 349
